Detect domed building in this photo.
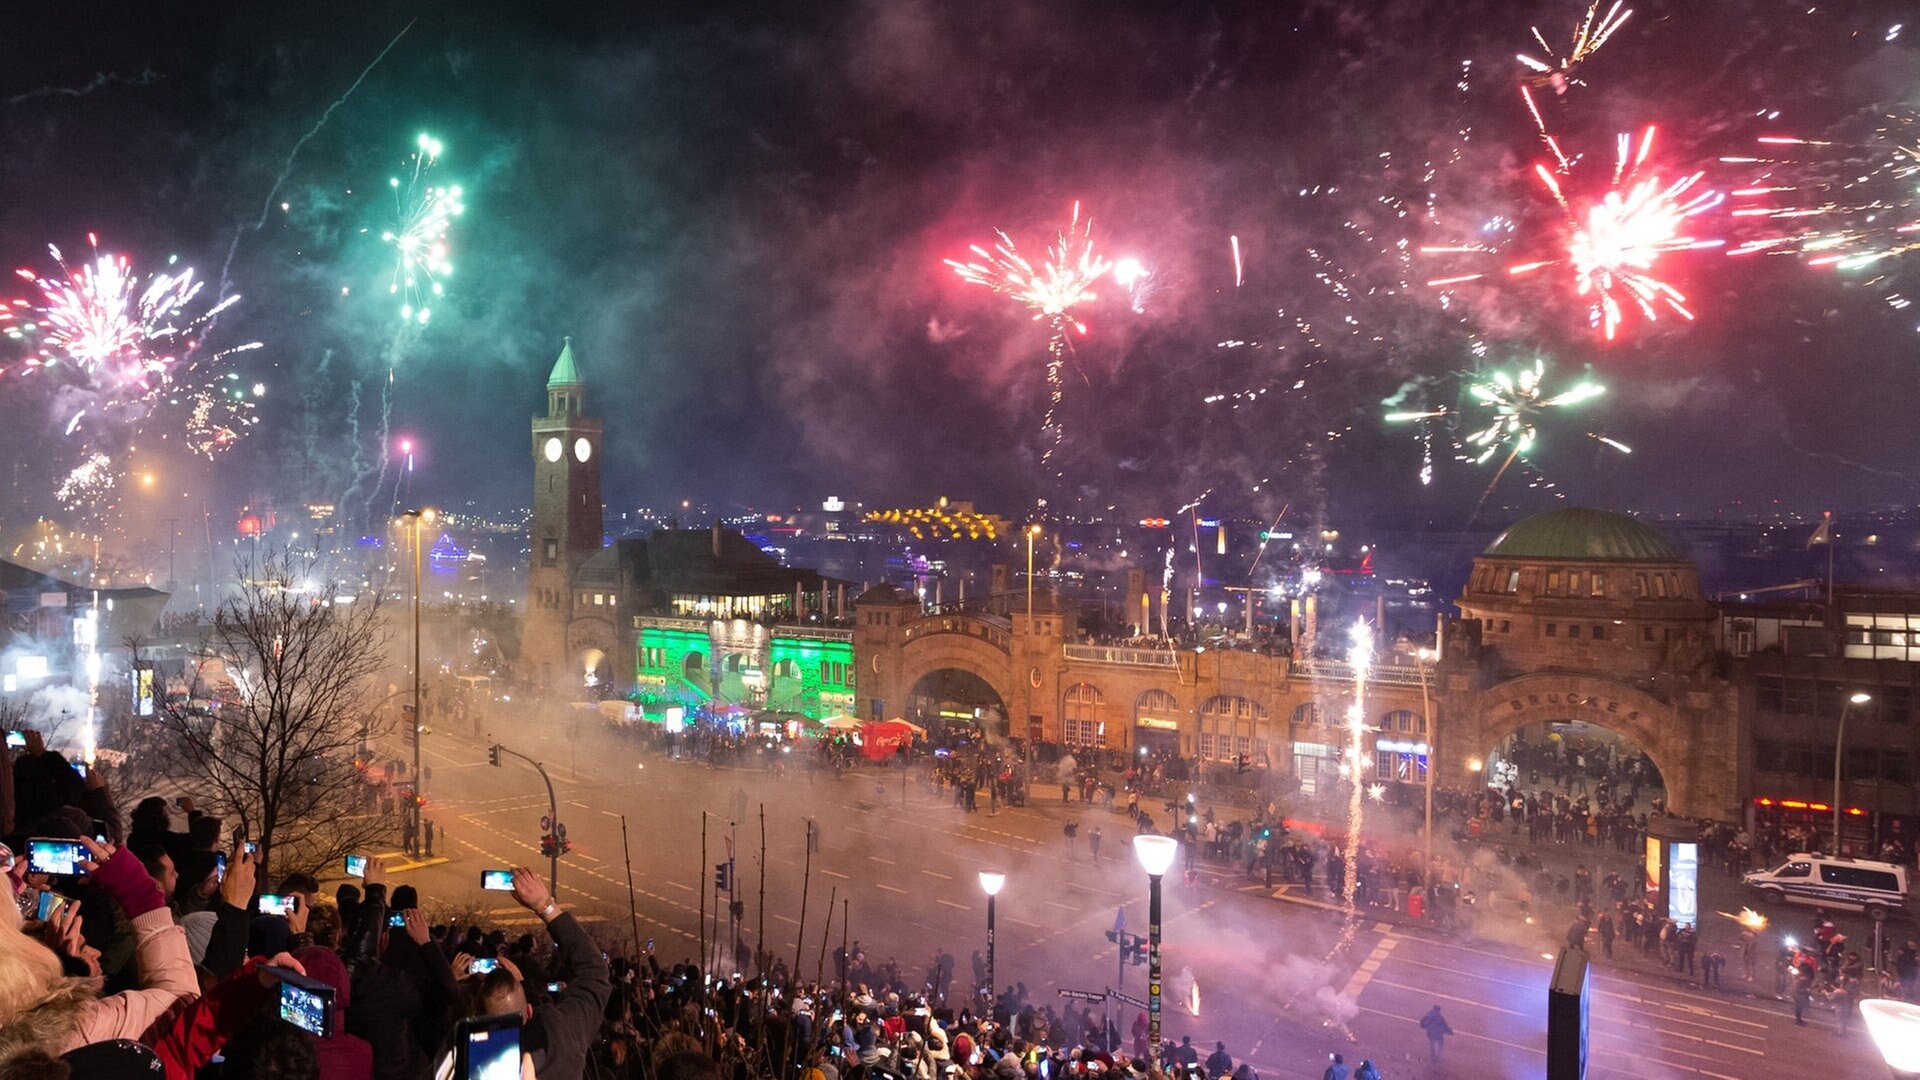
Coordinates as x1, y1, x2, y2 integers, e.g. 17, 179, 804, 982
1436, 508, 1740, 820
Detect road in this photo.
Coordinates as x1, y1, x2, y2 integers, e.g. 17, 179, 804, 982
357, 718, 1896, 1079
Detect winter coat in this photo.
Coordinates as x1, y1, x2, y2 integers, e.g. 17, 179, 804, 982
523, 911, 613, 1080
140, 957, 277, 1080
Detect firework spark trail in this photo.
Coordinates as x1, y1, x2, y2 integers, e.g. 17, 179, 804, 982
383, 133, 465, 325
219, 19, 416, 297
946, 202, 1114, 482
1518, 1, 1632, 90
1457, 359, 1617, 521
1229, 234, 1244, 287
1338, 618, 1372, 950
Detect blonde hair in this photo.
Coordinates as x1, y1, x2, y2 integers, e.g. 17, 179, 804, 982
0, 913, 63, 1026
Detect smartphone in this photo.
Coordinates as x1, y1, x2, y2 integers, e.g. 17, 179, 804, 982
26, 838, 88, 876
71, 761, 87, 780
258, 894, 297, 917
243, 841, 258, 855
456, 1013, 522, 1080
344, 855, 368, 878
389, 912, 407, 928
480, 869, 514, 891
470, 957, 500, 974
4, 731, 23, 749
545, 981, 562, 993
35, 890, 69, 921
268, 970, 335, 1038
215, 852, 227, 882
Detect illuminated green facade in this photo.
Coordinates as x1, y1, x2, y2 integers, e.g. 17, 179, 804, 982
631, 617, 854, 720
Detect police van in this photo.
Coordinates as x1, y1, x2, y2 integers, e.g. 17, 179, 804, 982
1742, 853, 1912, 919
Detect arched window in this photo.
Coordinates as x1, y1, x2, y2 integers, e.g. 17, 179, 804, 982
1199, 696, 1269, 762
1063, 683, 1107, 747
1290, 702, 1321, 727
1380, 709, 1424, 734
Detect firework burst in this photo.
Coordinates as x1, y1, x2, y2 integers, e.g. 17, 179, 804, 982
1517, 1, 1633, 92
382, 133, 465, 326
945, 202, 1114, 477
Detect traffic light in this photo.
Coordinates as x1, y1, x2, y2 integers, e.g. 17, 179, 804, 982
715, 862, 732, 893
1129, 938, 1149, 966
488, 744, 501, 767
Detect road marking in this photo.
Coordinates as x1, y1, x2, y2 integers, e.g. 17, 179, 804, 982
821, 869, 851, 879
919, 869, 953, 880
935, 900, 971, 911
666, 881, 693, 892
876, 884, 909, 895
1368, 976, 1524, 1016
1338, 935, 1397, 998
868, 856, 895, 865
1044, 900, 1076, 910
1002, 915, 1042, 929
773, 914, 799, 925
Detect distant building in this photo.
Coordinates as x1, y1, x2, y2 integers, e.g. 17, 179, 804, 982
521, 340, 853, 708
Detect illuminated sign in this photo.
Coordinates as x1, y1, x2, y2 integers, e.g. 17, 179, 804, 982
15, 656, 49, 679
823, 497, 845, 512
1667, 842, 1699, 926
1377, 739, 1430, 754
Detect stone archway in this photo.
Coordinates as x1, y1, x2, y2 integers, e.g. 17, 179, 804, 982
1459, 672, 1701, 817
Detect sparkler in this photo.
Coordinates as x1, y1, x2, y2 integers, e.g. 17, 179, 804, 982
1517, 1, 1632, 91
945, 202, 1114, 477
1337, 618, 1373, 949
382, 133, 465, 326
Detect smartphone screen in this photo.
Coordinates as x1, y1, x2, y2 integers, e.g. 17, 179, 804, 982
71, 761, 87, 779
35, 891, 68, 921
215, 852, 227, 882
470, 957, 500, 974
389, 912, 407, 928
258, 894, 296, 917
26, 839, 88, 876
278, 979, 333, 1037
458, 1013, 522, 1080
4, 731, 23, 749
480, 869, 514, 891
243, 841, 258, 855
344, 855, 367, 878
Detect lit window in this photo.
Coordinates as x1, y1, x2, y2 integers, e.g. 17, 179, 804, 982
1590, 573, 1606, 596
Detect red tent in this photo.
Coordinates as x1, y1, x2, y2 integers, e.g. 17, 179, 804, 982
859, 718, 921, 761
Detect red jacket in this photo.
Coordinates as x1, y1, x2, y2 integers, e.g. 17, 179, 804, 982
143, 959, 275, 1080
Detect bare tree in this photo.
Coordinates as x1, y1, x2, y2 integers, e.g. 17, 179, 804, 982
141, 551, 392, 883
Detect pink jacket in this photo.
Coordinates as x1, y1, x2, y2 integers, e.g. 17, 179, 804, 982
59, 907, 198, 1052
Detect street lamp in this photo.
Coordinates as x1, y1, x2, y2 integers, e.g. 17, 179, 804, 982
979, 871, 1006, 1017
1132, 834, 1179, 1069
1860, 998, 1920, 1078
1025, 525, 1042, 621
402, 509, 437, 830
1415, 647, 1437, 897
1834, 691, 1871, 855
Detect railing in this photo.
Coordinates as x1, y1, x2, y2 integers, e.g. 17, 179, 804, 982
1063, 644, 1182, 668
902, 614, 1011, 651
634, 615, 708, 632
771, 624, 854, 643
1293, 658, 1429, 688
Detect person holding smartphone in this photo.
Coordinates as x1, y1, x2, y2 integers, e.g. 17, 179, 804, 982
345, 876, 460, 1080
0, 837, 196, 1054
439, 867, 610, 1080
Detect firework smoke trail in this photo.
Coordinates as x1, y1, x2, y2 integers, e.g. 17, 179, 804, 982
946, 202, 1114, 483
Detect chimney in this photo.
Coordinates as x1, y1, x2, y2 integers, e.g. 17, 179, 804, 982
711, 522, 722, 560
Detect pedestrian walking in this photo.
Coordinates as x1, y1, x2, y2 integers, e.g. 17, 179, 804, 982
1064, 820, 1079, 855
1089, 825, 1103, 863
1420, 1004, 1453, 1063
1597, 912, 1615, 959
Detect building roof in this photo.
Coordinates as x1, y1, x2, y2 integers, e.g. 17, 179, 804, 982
1484, 508, 1686, 563
547, 336, 583, 388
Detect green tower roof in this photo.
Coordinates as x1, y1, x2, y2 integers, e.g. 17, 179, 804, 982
547, 336, 583, 388
1484, 508, 1685, 563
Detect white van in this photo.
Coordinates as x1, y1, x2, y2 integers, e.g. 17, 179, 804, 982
1742, 853, 1911, 919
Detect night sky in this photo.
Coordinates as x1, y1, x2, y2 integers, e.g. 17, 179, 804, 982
3, 0, 1917, 538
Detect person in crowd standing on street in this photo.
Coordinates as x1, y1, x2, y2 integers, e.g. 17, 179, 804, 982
1353, 1059, 1381, 1080
1089, 825, 1103, 863
1420, 1004, 1453, 1063
1204, 1040, 1233, 1078
1322, 1051, 1348, 1080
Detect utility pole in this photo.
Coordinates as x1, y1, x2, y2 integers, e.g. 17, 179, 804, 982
796, 819, 814, 979
757, 804, 767, 978
621, 814, 640, 956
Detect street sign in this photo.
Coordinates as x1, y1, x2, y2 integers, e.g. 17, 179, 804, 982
1057, 988, 1108, 1003
1109, 989, 1148, 1010
1113, 906, 1126, 933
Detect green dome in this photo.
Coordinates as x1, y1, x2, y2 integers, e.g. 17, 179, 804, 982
1484, 508, 1684, 563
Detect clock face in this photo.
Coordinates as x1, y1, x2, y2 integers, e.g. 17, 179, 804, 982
574, 437, 593, 463
543, 436, 563, 463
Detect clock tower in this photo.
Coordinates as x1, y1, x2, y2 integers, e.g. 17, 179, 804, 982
524, 336, 604, 683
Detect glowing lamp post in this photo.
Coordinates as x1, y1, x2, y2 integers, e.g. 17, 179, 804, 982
1834, 692, 1871, 854
979, 871, 1006, 1016
1133, 834, 1179, 1068
1025, 525, 1042, 621
1861, 999, 1920, 1078
402, 508, 438, 819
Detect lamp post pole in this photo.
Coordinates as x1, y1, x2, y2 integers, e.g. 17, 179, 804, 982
1834, 692, 1871, 854
1132, 835, 1179, 1070
1417, 648, 1437, 895
979, 872, 1005, 1018
404, 509, 437, 823
1026, 525, 1041, 621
